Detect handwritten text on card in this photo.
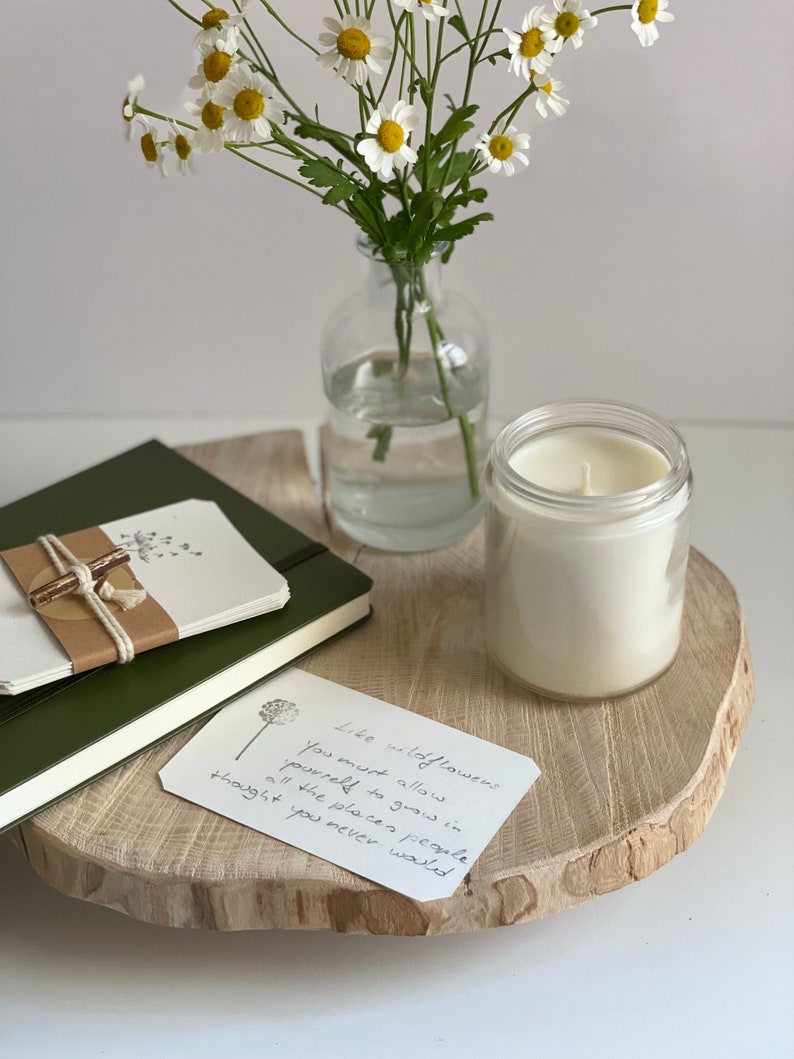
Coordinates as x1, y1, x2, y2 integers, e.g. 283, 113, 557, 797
159, 669, 540, 902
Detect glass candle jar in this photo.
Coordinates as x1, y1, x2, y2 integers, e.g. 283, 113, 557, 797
484, 400, 693, 700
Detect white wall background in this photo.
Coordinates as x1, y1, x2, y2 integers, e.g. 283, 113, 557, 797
1, 1, 792, 426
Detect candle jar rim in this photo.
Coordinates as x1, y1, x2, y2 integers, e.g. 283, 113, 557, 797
487, 399, 692, 522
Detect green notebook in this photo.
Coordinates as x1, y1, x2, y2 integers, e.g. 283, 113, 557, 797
0, 440, 373, 834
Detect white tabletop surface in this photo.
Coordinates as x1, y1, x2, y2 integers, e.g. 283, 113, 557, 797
1, 416, 792, 1059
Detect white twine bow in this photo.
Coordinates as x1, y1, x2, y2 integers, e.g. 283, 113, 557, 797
37, 534, 147, 664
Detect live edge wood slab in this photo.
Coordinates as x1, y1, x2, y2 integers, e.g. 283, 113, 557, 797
9, 431, 754, 935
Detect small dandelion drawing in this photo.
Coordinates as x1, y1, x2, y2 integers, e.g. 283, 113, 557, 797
117, 529, 201, 562
235, 698, 299, 761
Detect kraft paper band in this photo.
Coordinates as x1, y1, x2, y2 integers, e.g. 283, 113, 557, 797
1, 527, 179, 674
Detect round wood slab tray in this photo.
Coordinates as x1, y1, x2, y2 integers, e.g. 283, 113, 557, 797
9, 431, 754, 935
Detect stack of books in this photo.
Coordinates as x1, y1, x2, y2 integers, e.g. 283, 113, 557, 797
0, 440, 373, 833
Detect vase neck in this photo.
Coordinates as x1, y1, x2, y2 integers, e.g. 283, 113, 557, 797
360, 245, 445, 306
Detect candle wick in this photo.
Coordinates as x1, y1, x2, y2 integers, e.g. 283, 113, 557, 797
580, 461, 594, 496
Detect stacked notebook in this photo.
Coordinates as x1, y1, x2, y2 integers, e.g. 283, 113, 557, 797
0, 440, 373, 833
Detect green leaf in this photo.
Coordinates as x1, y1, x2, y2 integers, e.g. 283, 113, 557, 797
434, 211, 494, 243
486, 48, 510, 65
298, 158, 357, 203
441, 149, 477, 186
413, 240, 435, 266
432, 104, 479, 149
366, 424, 392, 462
384, 211, 410, 250
293, 121, 351, 157
407, 190, 445, 253
446, 13, 468, 39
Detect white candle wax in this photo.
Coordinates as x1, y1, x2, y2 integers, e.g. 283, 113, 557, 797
484, 405, 692, 700
509, 430, 672, 495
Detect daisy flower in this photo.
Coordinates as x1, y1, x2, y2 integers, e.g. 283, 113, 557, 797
184, 89, 227, 153
531, 71, 569, 118
317, 15, 392, 87
503, 8, 555, 80
630, 0, 674, 47
541, 0, 597, 53
394, 0, 450, 22
475, 120, 530, 177
166, 121, 196, 175
194, 3, 247, 50
122, 74, 145, 138
188, 29, 241, 94
212, 65, 285, 143
135, 117, 166, 175
357, 100, 419, 181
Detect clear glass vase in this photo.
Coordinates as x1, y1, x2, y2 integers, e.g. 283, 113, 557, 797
321, 239, 489, 552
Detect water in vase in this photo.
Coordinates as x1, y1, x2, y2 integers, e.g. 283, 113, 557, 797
325, 351, 488, 552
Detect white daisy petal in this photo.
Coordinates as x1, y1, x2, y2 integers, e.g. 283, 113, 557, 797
122, 74, 145, 137
532, 73, 570, 118
394, 0, 450, 21
357, 100, 419, 181
631, 0, 674, 45
166, 120, 196, 175
541, 0, 597, 52
503, 7, 555, 81
476, 122, 531, 177
194, 5, 246, 49
316, 13, 392, 85
134, 116, 167, 175
213, 66, 284, 143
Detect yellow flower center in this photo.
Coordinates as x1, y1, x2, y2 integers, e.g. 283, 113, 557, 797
377, 120, 405, 153
636, 0, 658, 23
233, 88, 264, 121
540, 79, 553, 95
336, 27, 371, 61
519, 27, 544, 58
554, 11, 580, 37
175, 134, 191, 161
201, 100, 225, 130
489, 135, 513, 161
203, 50, 232, 83
202, 8, 229, 30
140, 132, 158, 163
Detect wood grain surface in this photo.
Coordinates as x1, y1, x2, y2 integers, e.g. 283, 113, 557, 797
9, 431, 754, 934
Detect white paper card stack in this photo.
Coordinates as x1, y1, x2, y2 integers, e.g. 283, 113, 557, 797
0, 499, 290, 695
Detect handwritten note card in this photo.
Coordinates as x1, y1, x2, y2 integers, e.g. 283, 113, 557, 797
159, 668, 541, 902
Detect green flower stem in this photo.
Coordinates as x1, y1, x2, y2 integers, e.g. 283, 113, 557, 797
591, 5, 632, 13
490, 83, 538, 132
437, 2, 489, 189
224, 145, 345, 206
134, 104, 351, 204
385, 2, 424, 85
421, 15, 446, 191
165, 0, 200, 25
271, 127, 372, 187
388, 262, 415, 379
240, 35, 276, 80
478, 0, 505, 64
439, 26, 501, 65
415, 266, 480, 501
376, 8, 408, 105
255, 2, 319, 55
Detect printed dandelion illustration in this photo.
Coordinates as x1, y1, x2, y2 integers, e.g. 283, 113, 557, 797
117, 529, 201, 561
235, 698, 299, 761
